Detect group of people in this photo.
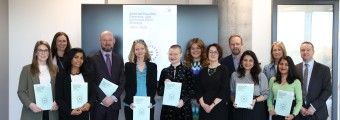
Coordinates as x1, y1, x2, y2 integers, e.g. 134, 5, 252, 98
17, 31, 332, 120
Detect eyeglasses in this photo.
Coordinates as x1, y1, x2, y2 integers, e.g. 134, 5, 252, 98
37, 49, 49, 54
209, 51, 218, 55
133, 39, 145, 43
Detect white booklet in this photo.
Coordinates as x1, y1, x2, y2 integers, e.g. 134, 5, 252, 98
133, 96, 150, 120
71, 82, 88, 109
235, 83, 254, 108
99, 78, 118, 105
275, 90, 294, 116
99, 78, 118, 96
162, 82, 182, 107
34, 83, 53, 110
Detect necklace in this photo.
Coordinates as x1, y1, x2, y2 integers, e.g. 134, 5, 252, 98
208, 68, 217, 76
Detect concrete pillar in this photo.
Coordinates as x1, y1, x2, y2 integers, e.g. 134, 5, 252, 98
0, 0, 9, 119
216, 0, 252, 57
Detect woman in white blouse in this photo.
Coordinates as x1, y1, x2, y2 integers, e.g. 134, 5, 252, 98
55, 48, 96, 120
17, 40, 59, 120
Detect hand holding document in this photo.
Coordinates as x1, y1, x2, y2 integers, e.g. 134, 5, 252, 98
235, 83, 254, 109
99, 78, 118, 106
275, 90, 294, 116
34, 84, 53, 110
162, 82, 182, 107
133, 96, 150, 120
99, 78, 118, 96
71, 82, 88, 109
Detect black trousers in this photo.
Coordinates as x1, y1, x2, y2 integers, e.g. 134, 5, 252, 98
93, 104, 119, 120
43, 110, 49, 120
124, 106, 154, 120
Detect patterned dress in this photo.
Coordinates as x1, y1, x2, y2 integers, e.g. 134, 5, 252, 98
191, 61, 202, 120
157, 64, 194, 120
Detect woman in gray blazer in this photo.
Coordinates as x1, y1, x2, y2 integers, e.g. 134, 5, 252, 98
17, 40, 59, 120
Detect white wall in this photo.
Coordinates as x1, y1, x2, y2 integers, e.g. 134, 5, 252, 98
8, 0, 103, 119
252, 0, 271, 68
108, 0, 212, 4
8, 0, 272, 119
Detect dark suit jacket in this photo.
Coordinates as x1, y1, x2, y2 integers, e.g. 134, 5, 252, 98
220, 55, 235, 76
55, 72, 96, 119
296, 61, 332, 120
87, 50, 126, 110
123, 62, 157, 105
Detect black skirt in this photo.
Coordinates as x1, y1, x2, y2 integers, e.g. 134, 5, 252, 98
233, 100, 267, 120
199, 101, 228, 120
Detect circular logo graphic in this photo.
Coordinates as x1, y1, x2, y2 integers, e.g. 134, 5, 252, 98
77, 96, 83, 102
42, 98, 47, 104
168, 94, 175, 100
148, 45, 159, 61
241, 96, 247, 102
280, 104, 286, 110
138, 108, 145, 115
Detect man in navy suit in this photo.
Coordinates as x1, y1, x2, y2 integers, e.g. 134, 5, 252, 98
220, 34, 243, 75
87, 31, 126, 120
295, 42, 332, 120
220, 34, 243, 120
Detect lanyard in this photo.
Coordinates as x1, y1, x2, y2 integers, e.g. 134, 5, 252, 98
57, 57, 64, 69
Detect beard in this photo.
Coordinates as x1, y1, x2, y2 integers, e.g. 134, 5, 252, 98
232, 49, 241, 55
101, 46, 113, 52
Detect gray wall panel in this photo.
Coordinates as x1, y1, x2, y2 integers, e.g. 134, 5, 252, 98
0, 0, 9, 119
81, 5, 218, 120
82, 5, 123, 56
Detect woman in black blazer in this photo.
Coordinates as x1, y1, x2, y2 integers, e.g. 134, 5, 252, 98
55, 48, 96, 120
124, 39, 157, 120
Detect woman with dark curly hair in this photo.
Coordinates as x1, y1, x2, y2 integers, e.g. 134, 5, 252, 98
230, 50, 269, 120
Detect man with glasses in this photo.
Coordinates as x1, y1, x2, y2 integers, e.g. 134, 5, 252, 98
87, 31, 126, 120
295, 41, 332, 120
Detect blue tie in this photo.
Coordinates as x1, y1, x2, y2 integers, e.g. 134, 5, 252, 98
105, 54, 112, 76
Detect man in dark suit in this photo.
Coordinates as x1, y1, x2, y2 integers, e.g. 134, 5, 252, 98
295, 42, 332, 120
87, 31, 126, 120
220, 34, 243, 120
220, 34, 243, 75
